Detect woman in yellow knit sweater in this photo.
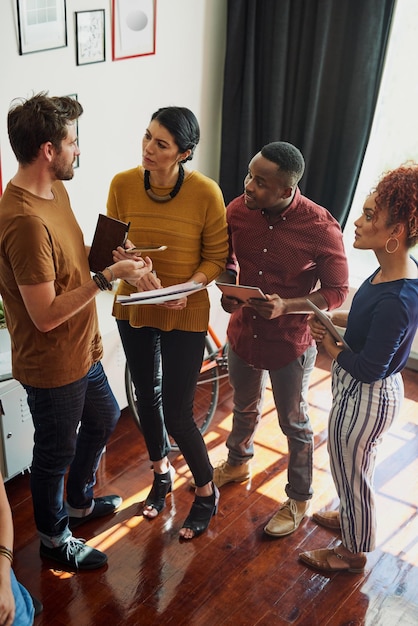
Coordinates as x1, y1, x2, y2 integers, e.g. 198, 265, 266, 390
107, 106, 228, 539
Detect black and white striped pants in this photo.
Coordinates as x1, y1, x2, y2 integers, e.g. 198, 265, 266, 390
328, 362, 403, 553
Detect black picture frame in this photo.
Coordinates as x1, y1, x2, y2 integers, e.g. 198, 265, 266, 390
75, 9, 106, 66
17, 0, 67, 55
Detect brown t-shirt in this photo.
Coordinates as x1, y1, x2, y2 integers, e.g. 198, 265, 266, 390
0, 181, 102, 387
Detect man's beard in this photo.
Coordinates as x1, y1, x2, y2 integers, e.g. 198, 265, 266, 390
50, 156, 75, 181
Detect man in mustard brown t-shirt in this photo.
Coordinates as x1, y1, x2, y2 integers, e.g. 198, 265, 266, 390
0, 93, 150, 571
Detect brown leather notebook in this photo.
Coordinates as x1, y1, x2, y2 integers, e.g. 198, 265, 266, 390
88, 214, 130, 273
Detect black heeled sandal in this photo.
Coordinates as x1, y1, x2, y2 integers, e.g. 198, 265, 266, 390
143, 465, 175, 517
180, 483, 219, 539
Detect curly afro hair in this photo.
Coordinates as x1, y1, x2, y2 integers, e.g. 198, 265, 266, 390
373, 164, 418, 249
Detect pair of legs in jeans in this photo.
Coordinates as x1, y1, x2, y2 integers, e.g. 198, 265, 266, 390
24, 361, 120, 548
226, 345, 317, 502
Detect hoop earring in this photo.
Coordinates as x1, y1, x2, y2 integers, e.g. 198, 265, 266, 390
385, 237, 399, 254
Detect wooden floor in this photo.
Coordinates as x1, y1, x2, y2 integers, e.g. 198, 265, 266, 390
6, 349, 418, 626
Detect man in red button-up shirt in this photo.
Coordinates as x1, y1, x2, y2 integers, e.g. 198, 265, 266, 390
213, 141, 349, 537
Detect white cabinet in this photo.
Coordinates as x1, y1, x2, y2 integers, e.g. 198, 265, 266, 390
0, 378, 34, 480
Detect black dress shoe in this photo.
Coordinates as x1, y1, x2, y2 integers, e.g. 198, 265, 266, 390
40, 538, 107, 570
68, 494, 122, 529
143, 465, 175, 517
180, 483, 219, 539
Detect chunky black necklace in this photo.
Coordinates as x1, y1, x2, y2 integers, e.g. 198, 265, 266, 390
144, 164, 184, 202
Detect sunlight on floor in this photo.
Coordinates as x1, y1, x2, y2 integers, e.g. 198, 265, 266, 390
90, 361, 417, 574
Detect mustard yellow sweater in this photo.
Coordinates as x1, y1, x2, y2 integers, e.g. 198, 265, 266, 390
107, 166, 228, 331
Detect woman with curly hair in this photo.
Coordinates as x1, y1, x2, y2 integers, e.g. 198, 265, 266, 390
299, 164, 418, 573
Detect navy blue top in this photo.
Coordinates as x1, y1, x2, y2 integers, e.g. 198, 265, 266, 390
338, 258, 418, 383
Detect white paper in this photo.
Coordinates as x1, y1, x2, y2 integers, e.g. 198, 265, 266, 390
117, 282, 206, 306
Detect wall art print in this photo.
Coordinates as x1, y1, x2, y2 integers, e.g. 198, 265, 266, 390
75, 9, 106, 66
17, 0, 67, 55
112, 0, 156, 61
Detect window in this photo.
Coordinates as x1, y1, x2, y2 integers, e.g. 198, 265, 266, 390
343, 0, 418, 287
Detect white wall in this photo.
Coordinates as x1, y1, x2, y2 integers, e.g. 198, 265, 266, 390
0, 0, 227, 244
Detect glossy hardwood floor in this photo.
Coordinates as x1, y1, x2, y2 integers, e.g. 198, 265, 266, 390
6, 349, 418, 625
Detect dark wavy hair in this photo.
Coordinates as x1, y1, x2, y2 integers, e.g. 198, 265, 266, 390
373, 164, 418, 248
150, 106, 200, 162
8, 92, 83, 165
261, 141, 305, 187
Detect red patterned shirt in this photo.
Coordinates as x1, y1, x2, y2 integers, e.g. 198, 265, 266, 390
226, 189, 349, 369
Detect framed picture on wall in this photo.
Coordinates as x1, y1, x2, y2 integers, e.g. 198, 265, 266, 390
75, 10, 106, 66
66, 94, 79, 169
16, 0, 67, 55
112, 0, 156, 61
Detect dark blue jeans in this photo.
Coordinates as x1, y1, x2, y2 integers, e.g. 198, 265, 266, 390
117, 321, 213, 487
24, 361, 120, 546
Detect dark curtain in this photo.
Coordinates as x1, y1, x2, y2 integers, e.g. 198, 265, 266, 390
219, 0, 396, 227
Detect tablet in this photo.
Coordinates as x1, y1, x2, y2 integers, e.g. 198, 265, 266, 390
216, 282, 267, 302
306, 300, 350, 349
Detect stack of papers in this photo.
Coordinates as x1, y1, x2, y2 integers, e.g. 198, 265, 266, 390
117, 282, 206, 305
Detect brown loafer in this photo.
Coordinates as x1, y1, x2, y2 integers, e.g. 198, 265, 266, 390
299, 546, 366, 573
312, 510, 341, 530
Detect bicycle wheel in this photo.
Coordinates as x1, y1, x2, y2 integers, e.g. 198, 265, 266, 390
125, 336, 220, 450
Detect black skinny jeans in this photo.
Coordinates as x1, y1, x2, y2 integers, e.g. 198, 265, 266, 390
117, 321, 213, 487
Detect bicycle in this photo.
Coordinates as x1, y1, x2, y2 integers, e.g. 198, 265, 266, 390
125, 324, 229, 450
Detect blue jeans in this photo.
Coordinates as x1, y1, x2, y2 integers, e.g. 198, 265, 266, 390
24, 361, 120, 546
11, 569, 34, 625
117, 321, 213, 487
226, 346, 317, 501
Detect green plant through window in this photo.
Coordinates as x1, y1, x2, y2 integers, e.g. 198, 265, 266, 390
0, 300, 6, 329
